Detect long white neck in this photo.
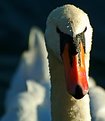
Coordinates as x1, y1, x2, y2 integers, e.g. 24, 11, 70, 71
48, 49, 91, 121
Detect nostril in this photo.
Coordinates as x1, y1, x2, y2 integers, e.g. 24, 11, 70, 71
74, 85, 84, 99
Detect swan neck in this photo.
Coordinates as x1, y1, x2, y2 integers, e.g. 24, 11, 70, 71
48, 49, 91, 121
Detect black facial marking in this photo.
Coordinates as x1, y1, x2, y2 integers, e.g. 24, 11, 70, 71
57, 28, 77, 55
56, 27, 86, 66
57, 27, 77, 66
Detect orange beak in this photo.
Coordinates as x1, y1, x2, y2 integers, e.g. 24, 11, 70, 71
62, 42, 88, 99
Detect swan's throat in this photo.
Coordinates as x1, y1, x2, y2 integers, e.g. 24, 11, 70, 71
48, 49, 91, 121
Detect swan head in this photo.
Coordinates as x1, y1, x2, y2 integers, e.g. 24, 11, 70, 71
45, 4, 93, 99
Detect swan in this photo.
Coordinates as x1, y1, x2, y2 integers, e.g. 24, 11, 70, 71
1, 80, 45, 121
2, 27, 51, 121
45, 4, 93, 121
89, 78, 105, 121
89, 77, 96, 88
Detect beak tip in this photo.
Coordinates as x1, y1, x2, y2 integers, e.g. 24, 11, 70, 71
68, 84, 88, 99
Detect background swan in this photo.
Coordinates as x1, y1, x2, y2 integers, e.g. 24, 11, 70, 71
1, 27, 51, 121
1, 80, 45, 121
45, 4, 92, 121
89, 77, 105, 121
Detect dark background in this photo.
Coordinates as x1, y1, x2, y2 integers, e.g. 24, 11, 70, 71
0, 0, 105, 117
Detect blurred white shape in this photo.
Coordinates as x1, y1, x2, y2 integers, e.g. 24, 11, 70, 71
2, 27, 51, 121
89, 78, 105, 121
1, 80, 45, 121
89, 77, 96, 88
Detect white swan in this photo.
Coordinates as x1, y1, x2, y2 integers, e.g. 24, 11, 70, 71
2, 27, 51, 121
45, 4, 93, 121
1, 80, 45, 121
89, 78, 105, 121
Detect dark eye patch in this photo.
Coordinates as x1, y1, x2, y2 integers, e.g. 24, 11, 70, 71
57, 27, 71, 55
56, 27, 87, 66
57, 27, 78, 65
